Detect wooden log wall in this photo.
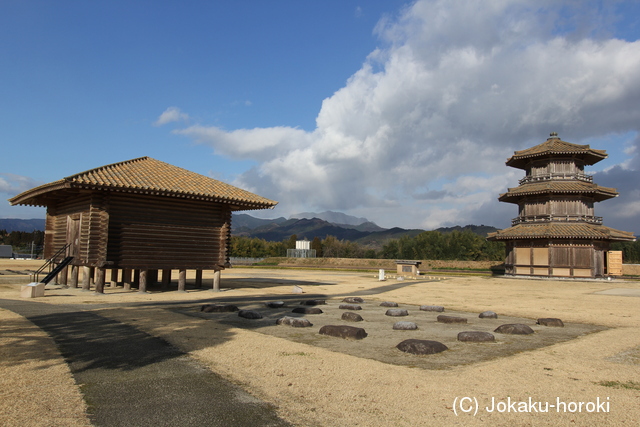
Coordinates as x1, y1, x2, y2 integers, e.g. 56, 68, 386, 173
41, 189, 236, 276
106, 193, 230, 270
43, 212, 57, 260
44, 193, 92, 262
87, 193, 110, 267
219, 209, 231, 267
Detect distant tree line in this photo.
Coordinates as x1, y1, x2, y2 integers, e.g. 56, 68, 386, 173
230, 231, 640, 263
229, 236, 287, 258
380, 230, 505, 261
230, 230, 505, 261
8, 227, 636, 263
230, 234, 326, 258
0, 229, 45, 256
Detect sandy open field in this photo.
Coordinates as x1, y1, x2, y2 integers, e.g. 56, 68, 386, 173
1, 260, 639, 426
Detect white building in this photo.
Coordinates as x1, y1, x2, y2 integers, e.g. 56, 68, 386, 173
287, 240, 316, 258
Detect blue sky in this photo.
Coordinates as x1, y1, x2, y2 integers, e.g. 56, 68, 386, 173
2, 0, 640, 235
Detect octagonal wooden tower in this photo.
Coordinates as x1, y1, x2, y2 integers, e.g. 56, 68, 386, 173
9, 157, 277, 292
488, 133, 635, 278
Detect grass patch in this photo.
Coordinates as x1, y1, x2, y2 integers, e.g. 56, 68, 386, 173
419, 271, 487, 278
232, 265, 288, 270
595, 380, 640, 390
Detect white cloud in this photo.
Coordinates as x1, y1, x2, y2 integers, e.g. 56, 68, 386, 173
419, 207, 461, 230
0, 177, 11, 193
174, 125, 312, 160
0, 173, 47, 219
168, 0, 640, 233
154, 107, 190, 126
593, 153, 640, 232
0, 173, 43, 195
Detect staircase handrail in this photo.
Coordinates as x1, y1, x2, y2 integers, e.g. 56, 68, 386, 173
32, 244, 71, 282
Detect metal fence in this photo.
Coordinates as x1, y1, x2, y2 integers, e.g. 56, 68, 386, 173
286, 249, 317, 258
229, 257, 266, 265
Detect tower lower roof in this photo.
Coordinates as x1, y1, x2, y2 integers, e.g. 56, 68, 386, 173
499, 180, 618, 203
487, 222, 635, 241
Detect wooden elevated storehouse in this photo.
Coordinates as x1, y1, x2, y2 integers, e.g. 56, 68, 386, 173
488, 133, 635, 278
9, 157, 277, 292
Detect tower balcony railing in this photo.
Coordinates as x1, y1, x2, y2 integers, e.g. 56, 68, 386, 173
519, 173, 593, 185
512, 214, 603, 226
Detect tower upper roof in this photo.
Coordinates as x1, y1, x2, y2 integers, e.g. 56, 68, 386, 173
506, 133, 607, 169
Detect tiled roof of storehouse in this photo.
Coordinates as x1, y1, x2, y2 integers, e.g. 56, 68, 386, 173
506, 133, 607, 169
499, 180, 618, 203
9, 157, 278, 210
487, 223, 636, 241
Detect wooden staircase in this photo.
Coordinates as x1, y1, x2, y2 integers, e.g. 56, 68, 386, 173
32, 244, 74, 284
40, 256, 74, 284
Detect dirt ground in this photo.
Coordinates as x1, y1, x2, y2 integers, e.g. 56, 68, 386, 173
1, 260, 639, 426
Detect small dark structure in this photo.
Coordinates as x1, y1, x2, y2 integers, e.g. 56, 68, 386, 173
488, 133, 635, 278
9, 157, 277, 292
395, 260, 421, 277
0, 245, 13, 258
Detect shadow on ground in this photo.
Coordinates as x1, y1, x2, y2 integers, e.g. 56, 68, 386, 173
0, 298, 290, 427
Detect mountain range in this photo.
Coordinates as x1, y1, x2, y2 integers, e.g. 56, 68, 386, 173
0, 218, 46, 232
232, 212, 498, 247
289, 211, 370, 226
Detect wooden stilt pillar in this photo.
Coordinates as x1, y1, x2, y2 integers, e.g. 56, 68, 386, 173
178, 269, 187, 292
148, 269, 158, 288
110, 268, 118, 288
70, 265, 79, 288
139, 270, 148, 293
195, 270, 203, 288
82, 266, 91, 291
95, 268, 106, 294
59, 264, 69, 286
162, 269, 171, 290
212, 270, 221, 292
122, 268, 132, 291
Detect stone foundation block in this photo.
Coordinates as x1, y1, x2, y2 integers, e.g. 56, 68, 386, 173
319, 325, 368, 340
396, 339, 448, 355
494, 323, 534, 335
437, 315, 467, 324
